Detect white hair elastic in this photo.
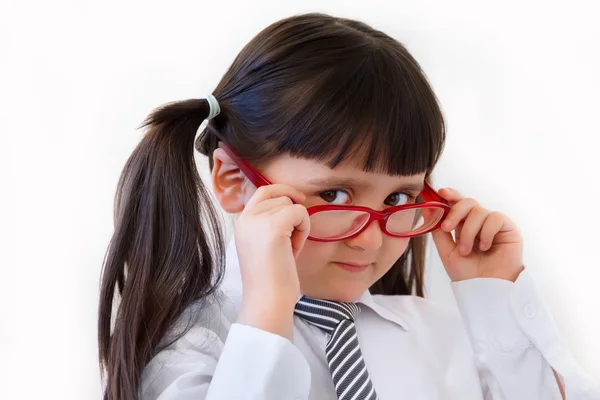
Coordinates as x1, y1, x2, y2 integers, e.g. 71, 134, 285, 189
205, 94, 221, 120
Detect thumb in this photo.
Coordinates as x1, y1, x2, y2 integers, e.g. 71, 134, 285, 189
430, 227, 457, 264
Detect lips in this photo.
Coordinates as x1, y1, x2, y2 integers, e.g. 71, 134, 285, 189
333, 261, 372, 273
335, 261, 371, 268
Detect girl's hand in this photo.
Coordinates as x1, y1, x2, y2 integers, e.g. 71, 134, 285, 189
430, 187, 525, 282
234, 184, 311, 340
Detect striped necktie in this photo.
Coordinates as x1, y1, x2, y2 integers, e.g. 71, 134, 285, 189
294, 296, 379, 400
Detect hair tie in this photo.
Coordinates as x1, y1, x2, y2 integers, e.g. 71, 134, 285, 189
205, 94, 220, 120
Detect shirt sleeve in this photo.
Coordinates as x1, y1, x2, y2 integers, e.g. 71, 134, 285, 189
451, 267, 600, 399
140, 308, 311, 399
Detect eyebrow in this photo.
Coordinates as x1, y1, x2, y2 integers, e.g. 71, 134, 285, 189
305, 177, 424, 193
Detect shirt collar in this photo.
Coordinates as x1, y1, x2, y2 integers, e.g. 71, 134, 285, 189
224, 236, 410, 332
355, 288, 410, 332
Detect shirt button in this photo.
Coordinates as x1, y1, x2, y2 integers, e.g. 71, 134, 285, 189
523, 303, 537, 319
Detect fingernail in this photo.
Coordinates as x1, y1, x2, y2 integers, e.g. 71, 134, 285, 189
459, 245, 469, 255
443, 220, 452, 229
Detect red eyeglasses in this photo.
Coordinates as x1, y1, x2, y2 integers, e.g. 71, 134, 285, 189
219, 142, 450, 242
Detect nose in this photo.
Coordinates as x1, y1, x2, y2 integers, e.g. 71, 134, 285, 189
344, 217, 384, 251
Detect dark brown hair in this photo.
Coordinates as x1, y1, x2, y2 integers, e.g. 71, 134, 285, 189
98, 12, 445, 399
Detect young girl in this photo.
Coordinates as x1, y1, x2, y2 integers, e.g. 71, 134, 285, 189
98, 12, 599, 400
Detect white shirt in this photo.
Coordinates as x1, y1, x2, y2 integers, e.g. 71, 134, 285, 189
140, 236, 600, 399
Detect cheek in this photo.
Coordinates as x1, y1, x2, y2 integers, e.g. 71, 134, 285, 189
295, 240, 339, 272
376, 237, 411, 271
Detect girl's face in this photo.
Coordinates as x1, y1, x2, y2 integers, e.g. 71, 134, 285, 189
237, 153, 427, 303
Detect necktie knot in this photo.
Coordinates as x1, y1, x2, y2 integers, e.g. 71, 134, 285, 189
294, 295, 361, 334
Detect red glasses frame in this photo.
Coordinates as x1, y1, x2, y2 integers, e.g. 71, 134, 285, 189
219, 142, 450, 242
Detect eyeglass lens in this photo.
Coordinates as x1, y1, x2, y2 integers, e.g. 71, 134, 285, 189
309, 206, 445, 239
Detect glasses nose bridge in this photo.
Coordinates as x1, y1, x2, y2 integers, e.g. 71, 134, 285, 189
355, 209, 390, 237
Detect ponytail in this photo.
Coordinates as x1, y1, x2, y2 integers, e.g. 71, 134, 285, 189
98, 98, 226, 399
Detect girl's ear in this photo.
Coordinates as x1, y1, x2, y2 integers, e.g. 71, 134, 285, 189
211, 147, 251, 213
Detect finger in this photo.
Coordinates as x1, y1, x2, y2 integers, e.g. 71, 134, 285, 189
478, 212, 506, 251
437, 187, 465, 205
254, 203, 293, 219
454, 220, 464, 242
276, 204, 311, 259
250, 196, 294, 215
430, 226, 457, 264
245, 184, 306, 210
457, 206, 490, 255
440, 197, 479, 232
261, 202, 304, 218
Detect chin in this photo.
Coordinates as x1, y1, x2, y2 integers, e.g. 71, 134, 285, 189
332, 293, 363, 303
325, 282, 369, 303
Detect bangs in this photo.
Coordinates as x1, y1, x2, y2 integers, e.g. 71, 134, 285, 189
269, 47, 445, 178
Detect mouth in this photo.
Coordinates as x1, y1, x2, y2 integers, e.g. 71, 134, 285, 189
333, 261, 371, 273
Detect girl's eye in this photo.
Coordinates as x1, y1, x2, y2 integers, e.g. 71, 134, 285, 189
319, 189, 351, 205
386, 192, 416, 207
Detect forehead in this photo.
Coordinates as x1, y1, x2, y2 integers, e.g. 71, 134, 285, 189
262, 152, 426, 191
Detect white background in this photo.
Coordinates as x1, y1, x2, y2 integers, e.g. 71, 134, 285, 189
1, 0, 598, 398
